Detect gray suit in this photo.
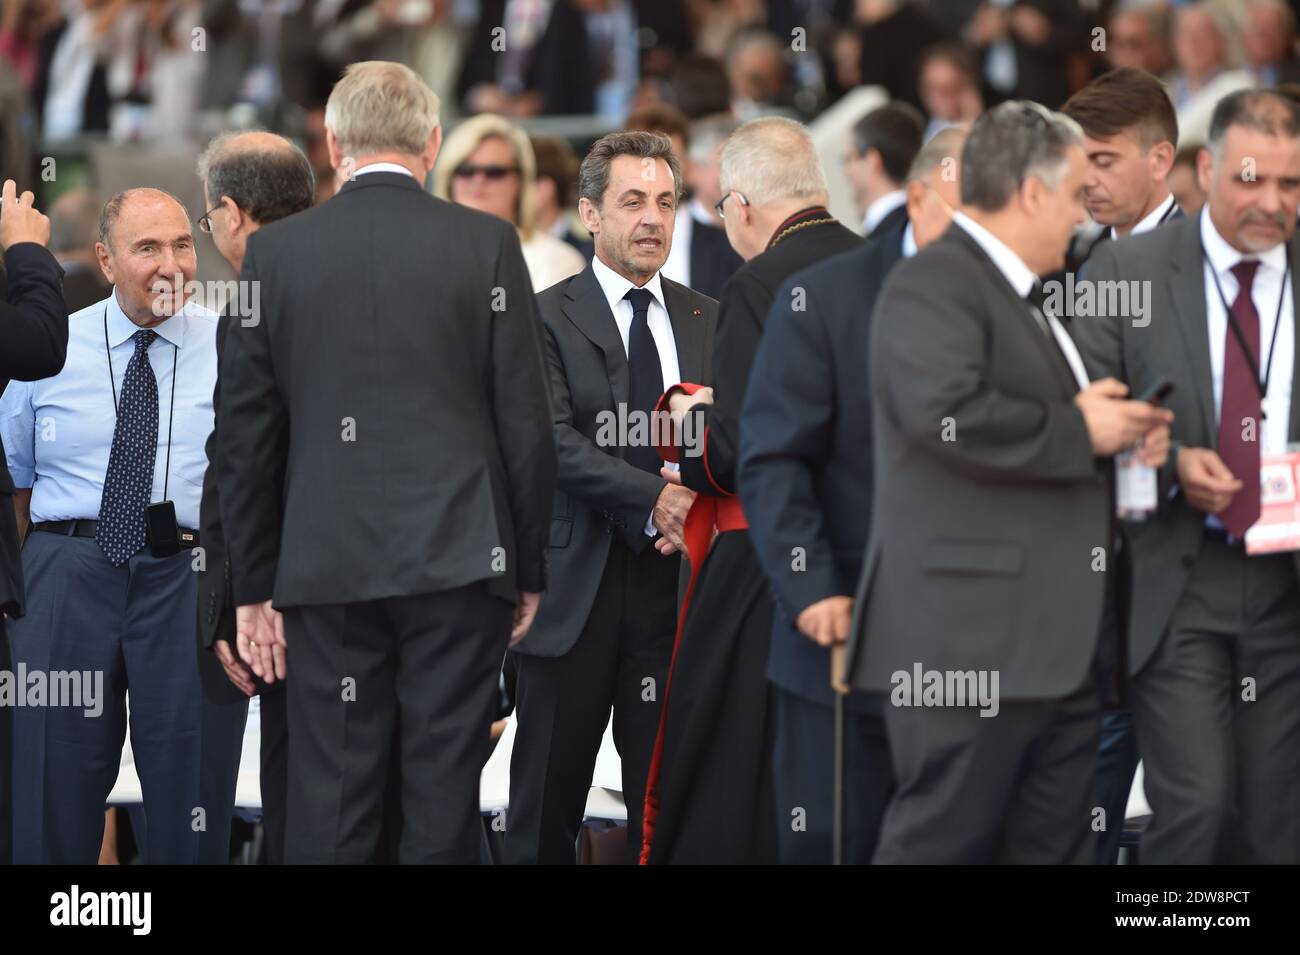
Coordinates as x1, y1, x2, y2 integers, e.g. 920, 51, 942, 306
846, 222, 1110, 863
1071, 213, 1300, 864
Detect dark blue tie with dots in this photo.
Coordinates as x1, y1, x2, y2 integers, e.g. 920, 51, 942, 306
624, 288, 664, 475
96, 329, 159, 565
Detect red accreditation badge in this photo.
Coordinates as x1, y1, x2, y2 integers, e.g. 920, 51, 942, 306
1245, 450, 1300, 554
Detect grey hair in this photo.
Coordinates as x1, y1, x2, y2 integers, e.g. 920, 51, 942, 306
960, 101, 1084, 211
718, 116, 828, 205
578, 130, 682, 207
324, 60, 441, 160
98, 188, 189, 246
1205, 89, 1300, 161
907, 124, 969, 184
48, 189, 100, 254
1241, 0, 1296, 34
197, 131, 315, 225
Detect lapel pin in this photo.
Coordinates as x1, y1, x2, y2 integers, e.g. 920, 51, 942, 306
693, 307, 702, 316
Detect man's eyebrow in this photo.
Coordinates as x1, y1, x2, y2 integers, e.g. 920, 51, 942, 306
129, 232, 193, 247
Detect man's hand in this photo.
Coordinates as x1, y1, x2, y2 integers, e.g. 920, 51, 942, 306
510, 591, 541, 646
0, 180, 51, 251
1074, 377, 1174, 456
1176, 446, 1244, 515
1135, 421, 1172, 468
667, 385, 714, 426
213, 639, 255, 696
236, 600, 286, 684
796, 595, 854, 647
652, 481, 695, 552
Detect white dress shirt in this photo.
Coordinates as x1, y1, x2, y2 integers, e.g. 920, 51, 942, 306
862, 189, 907, 236
1111, 192, 1177, 241
953, 212, 1091, 390
1200, 206, 1294, 455
590, 254, 683, 536
660, 199, 716, 291
352, 162, 415, 178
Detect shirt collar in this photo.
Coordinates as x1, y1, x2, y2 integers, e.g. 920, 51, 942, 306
901, 221, 917, 258
105, 287, 188, 350
352, 162, 416, 178
863, 189, 906, 234
591, 253, 666, 315
1111, 192, 1176, 240
953, 211, 1037, 298
1199, 204, 1287, 281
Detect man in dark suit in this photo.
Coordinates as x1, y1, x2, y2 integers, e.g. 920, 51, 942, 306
641, 116, 863, 864
1060, 66, 1183, 864
0, 179, 67, 866
842, 102, 924, 241
216, 61, 556, 864
1072, 90, 1300, 864
194, 130, 315, 864
740, 124, 968, 865
506, 130, 716, 864
846, 102, 1172, 864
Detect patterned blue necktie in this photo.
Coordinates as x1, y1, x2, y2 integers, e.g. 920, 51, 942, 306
96, 329, 159, 565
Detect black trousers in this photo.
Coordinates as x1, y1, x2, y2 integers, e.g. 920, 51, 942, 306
506, 539, 678, 864
771, 686, 893, 865
875, 677, 1101, 864
1132, 535, 1300, 864
258, 684, 288, 865
281, 581, 511, 864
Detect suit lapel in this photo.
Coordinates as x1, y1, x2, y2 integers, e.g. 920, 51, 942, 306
1288, 235, 1300, 443
949, 226, 1079, 398
660, 277, 706, 384
1167, 217, 1216, 445
562, 266, 629, 407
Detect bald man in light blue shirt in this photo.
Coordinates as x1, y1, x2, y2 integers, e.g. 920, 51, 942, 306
0, 188, 247, 864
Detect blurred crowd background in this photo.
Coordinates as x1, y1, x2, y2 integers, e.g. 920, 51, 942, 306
4, 0, 1300, 288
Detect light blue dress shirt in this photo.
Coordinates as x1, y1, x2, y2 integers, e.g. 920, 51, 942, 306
0, 289, 218, 530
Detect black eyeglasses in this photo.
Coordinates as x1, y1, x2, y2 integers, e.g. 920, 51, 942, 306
197, 203, 223, 234
714, 190, 749, 219
453, 164, 519, 181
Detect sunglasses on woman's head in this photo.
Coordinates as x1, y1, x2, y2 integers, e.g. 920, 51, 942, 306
453, 164, 519, 181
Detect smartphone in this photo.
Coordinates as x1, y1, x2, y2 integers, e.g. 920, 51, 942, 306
1137, 377, 1174, 406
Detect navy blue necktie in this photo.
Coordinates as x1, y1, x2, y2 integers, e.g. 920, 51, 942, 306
96, 329, 159, 565
624, 287, 664, 475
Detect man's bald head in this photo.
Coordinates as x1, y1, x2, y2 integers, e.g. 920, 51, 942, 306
197, 130, 314, 226
95, 188, 197, 326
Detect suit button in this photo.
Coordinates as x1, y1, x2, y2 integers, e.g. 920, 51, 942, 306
1181, 554, 1195, 568
206, 611, 215, 623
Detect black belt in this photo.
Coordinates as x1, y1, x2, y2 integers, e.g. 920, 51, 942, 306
33, 520, 199, 547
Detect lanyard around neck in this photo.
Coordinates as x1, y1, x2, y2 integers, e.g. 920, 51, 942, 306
103, 305, 179, 503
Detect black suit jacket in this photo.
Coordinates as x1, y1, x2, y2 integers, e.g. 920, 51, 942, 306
847, 222, 1109, 700
866, 202, 908, 246
216, 172, 556, 610
513, 264, 717, 657
456, 0, 598, 115
0, 243, 67, 616
740, 229, 900, 708
681, 217, 862, 498
688, 219, 742, 301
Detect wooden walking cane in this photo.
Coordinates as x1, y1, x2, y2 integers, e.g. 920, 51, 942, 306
831, 642, 850, 865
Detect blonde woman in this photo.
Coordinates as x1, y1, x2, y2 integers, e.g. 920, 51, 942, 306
435, 113, 585, 291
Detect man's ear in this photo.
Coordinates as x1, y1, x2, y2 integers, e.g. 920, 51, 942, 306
95, 241, 114, 283
326, 127, 343, 172
221, 196, 247, 236
1196, 146, 1213, 195
422, 125, 443, 176
1149, 140, 1175, 182
904, 179, 926, 223
578, 196, 601, 235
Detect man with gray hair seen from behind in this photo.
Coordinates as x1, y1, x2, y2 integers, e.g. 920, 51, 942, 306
741, 124, 970, 865
194, 130, 315, 865
640, 116, 863, 864
843, 102, 1173, 864
215, 61, 557, 864
1, 187, 247, 863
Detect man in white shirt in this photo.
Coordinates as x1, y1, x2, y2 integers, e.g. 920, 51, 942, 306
505, 130, 718, 864
846, 101, 1171, 864
1073, 89, 1300, 864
